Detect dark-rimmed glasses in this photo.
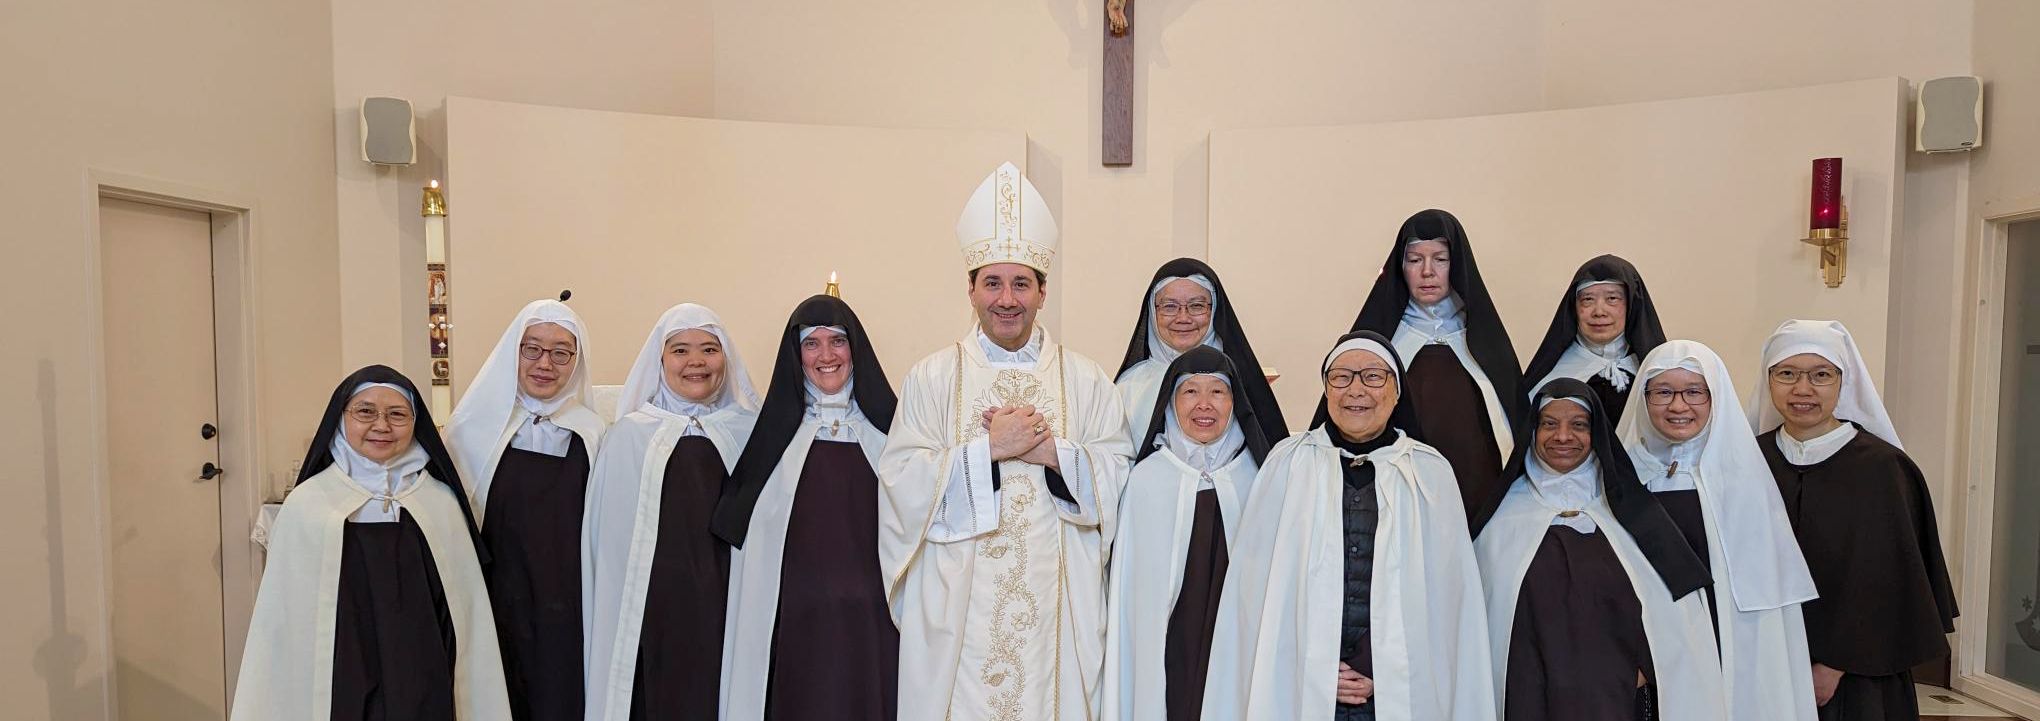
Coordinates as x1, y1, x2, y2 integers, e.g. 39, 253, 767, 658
1326, 368, 1393, 389
520, 343, 578, 366
1644, 388, 1710, 406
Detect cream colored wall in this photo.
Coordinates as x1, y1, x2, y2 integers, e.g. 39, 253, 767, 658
709, 0, 1552, 359
330, 0, 716, 383
0, 0, 339, 718
1209, 79, 1909, 421
1541, 0, 1973, 108
1971, 0, 2040, 217
444, 98, 1027, 391
1543, 0, 1983, 561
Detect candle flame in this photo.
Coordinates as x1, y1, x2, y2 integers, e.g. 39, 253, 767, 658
429, 179, 440, 189
830, 271, 837, 283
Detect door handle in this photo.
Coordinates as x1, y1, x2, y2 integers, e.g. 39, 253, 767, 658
198, 462, 222, 481
200, 423, 217, 440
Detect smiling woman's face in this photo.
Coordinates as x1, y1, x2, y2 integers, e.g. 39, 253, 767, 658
1172, 374, 1234, 444
1153, 279, 1213, 353
517, 322, 578, 400
1645, 368, 1711, 442
1534, 400, 1592, 473
1324, 349, 1397, 444
344, 386, 414, 463
801, 327, 851, 395
662, 328, 727, 403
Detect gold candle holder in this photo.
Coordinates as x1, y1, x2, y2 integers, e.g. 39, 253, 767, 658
824, 271, 841, 298
422, 179, 446, 217
1798, 202, 1848, 288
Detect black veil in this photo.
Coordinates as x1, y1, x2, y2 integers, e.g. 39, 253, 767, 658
1113, 258, 1287, 442
1133, 346, 1274, 465
1347, 209, 1525, 424
713, 295, 896, 547
1471, 377, 1709, 600
295, 364, 486, 562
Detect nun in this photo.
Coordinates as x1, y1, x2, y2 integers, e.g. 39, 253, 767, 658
1519, 255, 1667, 420
231, 366, 510, 719
1203, 331, 1493, 721
1616, 340, 1820, 720
444, 295, 604, 720
1474, 377, 1722, 720
713, 294, 899, 721
1749, 320, 1956, 720
1348, 208, 1522, 520
583, 303, 761, 721
1104, 346, 1274, 721
1113, 258, 1287, 444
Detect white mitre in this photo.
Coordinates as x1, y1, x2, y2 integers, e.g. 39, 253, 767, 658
956, 161, 1059, 272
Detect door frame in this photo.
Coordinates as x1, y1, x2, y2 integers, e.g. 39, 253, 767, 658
1953, 203, 2040, 719
82, 169, 266, 715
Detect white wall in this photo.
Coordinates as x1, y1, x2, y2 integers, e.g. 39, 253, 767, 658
710, 0, 1552, 357
1209, 79, 1909, 421
1541, 0, 1973, 109
443, 98, 1026, 390
1543, 0, 1982, 552
0, 0, 340, 718
330, 0, 716, 382
1971, 0, 2040, 216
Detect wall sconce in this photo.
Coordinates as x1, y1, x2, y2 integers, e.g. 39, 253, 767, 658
1799, 157, 1848, 288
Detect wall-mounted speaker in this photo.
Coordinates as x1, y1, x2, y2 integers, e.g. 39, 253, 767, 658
360, 96, 417, 165
1916, 76, 1982, 153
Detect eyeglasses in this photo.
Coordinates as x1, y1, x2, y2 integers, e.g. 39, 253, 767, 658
347, 406, 414, 426
519, 343, 578, 366
1644, 388, 1711, 406
1769, 367, 1840, 387
1155, 301, 1212, 318
1326, 368, 1393, 389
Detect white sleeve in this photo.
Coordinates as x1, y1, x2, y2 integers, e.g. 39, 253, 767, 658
928, 436, 1000, 542
1048, 438, 1098, 522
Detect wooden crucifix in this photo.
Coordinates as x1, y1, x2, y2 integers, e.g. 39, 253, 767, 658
1103, 0, 1135, 166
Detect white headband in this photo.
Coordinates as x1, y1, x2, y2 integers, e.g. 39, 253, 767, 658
1323, 337, 1401, 398
798, 325, 849, 342
1538, 395, 1591, 411
1642, 356, 1706, 381
1171, 371, 1232, 393
1575, 278, 1623, 292
524, 316, 582, 339
350, 381, 414, 407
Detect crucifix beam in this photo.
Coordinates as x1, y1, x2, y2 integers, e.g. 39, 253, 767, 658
1103, 0, 1135, 166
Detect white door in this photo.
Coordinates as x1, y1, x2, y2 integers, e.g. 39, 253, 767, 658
99, 197, 227, 719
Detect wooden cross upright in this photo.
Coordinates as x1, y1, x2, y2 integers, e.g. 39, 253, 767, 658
1103, 0, 1135, 166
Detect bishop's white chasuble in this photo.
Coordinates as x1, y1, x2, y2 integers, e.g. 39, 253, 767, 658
879, 329, 1133, 721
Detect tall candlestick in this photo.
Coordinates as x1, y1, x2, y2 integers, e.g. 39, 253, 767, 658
423, 180, 452, 420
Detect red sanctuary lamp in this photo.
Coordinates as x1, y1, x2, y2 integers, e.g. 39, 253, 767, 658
1800, 157, 1849, 288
